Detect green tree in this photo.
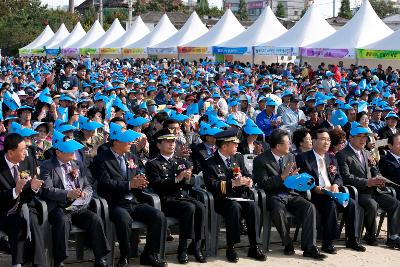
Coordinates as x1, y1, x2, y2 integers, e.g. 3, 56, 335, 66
369, 0, 398, 18
196, 0, 209, 16
275, 2, 286, 18
134, 0, 147, 15
338, 0, 352, 19
236, 0, 248, 20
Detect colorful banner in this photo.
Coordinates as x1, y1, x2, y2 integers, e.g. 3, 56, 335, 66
122, 48, 145, 55
147, 47, 177, 54
212, 46, 249, 55
79, 48, 98, 55
99, 48, 120, 55
300, 48, 355, 58
61, 48, 79, 56
178, 46, 209, 54
46, 48, 61, 56
19, 49, 31, 55
357, 49, 400, 60
253, 46, 297, 56
31, 48, 46, 55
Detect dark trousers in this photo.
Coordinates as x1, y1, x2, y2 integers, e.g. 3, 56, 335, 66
312, 194, 363, 245
29, 209, 46, 266
215, 198, 260, 246
163, 197, 206, 241
48, 207, 110, 263
358, 192, 400, 237
0, 213, 26, 265
266, 194, 316, 250
110, 203, 166, 257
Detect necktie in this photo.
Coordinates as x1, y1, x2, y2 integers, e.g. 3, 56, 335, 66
62, 163, 75, 190
278, 157, 284, 173
118, 155, 127, 178
210, 146, 216, 155
357, 151, 365, 167
12, 165, 19, 182
226, 157, 232, 168
318, 158, 331, 187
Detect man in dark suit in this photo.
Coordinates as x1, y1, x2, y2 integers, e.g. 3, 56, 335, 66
40, 130, 110, 267
296, 128, 365, 253
379, 133, 400, 199
146, 128, 207, 264
378, 111, 400, 140
191, 122, 220, 174
203, 128, 266, 263
337, 124, 400, 248
253, 129, 325, 260
0, 133, 45, 267
94, 122, 167, 267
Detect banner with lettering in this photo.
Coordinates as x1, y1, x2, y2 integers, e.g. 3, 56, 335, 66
121, 48, 145, 55
19, 49, 31, 55
99, 48, 120, 55
46, 48, 61, 56
212, 46, 249, 55
253, 46, 297, 56
178, 46, 210, 54
357, 49, 400, 60
147, 47, 177, 54
31, 48, 46, 55
61, 48, 79, 56
300, 48, 355, 58
79, 48, 98, 55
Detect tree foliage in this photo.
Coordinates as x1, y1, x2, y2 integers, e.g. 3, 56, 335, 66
338, 0, 352, 19
236, 0, 248, 20
275, 2, 286, 18
369, 0, 398, 18
195, 0, 224, 18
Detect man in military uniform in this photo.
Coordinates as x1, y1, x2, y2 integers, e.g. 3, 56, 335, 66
203, 128, 266, 263
146, 128, 207, 264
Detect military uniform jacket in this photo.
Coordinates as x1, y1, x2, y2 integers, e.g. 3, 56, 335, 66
146, 155, 193, 201
203, 151, 251, 200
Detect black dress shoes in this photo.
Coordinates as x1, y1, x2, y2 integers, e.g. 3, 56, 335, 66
226, 248, 239, 263
346, 241, 366, 252
303, 246, 327, 260
94, 258, 108, 267
117, 257, 128, 267
284, 244, 295, 255
248, 246, 267, 261
187, 242, 207, 263
386, 237, 400, 248
321, 244, 337, 254
364, 234, 378, 246
140, 252, 168, 267
177, 248, 189, 264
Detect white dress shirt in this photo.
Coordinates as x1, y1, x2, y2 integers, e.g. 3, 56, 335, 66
5, 155, 19, 199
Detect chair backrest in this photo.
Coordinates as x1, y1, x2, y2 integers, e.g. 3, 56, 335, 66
194, 172, 204, 189
243, 154, 255, 174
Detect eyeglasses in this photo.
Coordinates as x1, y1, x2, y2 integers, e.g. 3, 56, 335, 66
80, 105, 88, 109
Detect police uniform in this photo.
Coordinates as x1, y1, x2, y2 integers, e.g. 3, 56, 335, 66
203, 128, 265, 262
146, 128, 207, 264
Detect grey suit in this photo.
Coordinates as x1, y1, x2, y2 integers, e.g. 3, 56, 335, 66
40, 157, 110, 263
253, 150, 317, 250
337, 144, 400, 238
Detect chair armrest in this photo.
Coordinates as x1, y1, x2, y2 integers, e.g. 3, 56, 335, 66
90, 197, 102, 216
33, 198, 48, 226
142, 191, 161, 210
340, 186, 349, 194
305, 190, 311, 201
248, 188, 259, 203
386, 186, 397, 199
344, 185, 359, 202
190, 188, 209, 205
256, 188, 267, 214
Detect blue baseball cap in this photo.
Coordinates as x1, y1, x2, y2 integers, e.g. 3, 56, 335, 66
170, 112, 189, 122
78, 116, 103, 131
208, 115, 230, 128
113, 97, 129, 112
54, 119, 76, 133
9, 122, 38, 137
52, 130, 84, 153
226, 115, 241, 127
186, 103, 199, 116
243, 119, 263, 135
331, 109, 348, 127
385, 111, 399, 120
199, 122, 222, 136
3, 91, 20, 111
59, 94, 74, 102
265, 98, 277, 106
109, 122, 141, 143
228, 100, 239, 107
350, 123, 373, 136
127, 115, 150, 127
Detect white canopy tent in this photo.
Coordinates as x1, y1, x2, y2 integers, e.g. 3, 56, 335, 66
180, 9, 245, 55
362, 28, 400, 50
55, 22, 86, 49
84, 18, 125, 50
214, 6, 287, 56
20, 25, 54, 54
123, 14, 178, 56
66, 20, 105, 55
302, 0, 393, 60
255, 4, 335, 56
147, 11, 208, 55
106, 16, 150, 49
41, 23, 70, 50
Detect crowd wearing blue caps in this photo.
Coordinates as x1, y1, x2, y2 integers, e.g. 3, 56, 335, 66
1, 56, 400, 266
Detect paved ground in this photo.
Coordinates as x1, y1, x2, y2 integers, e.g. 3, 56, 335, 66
2, 219, 400, 266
